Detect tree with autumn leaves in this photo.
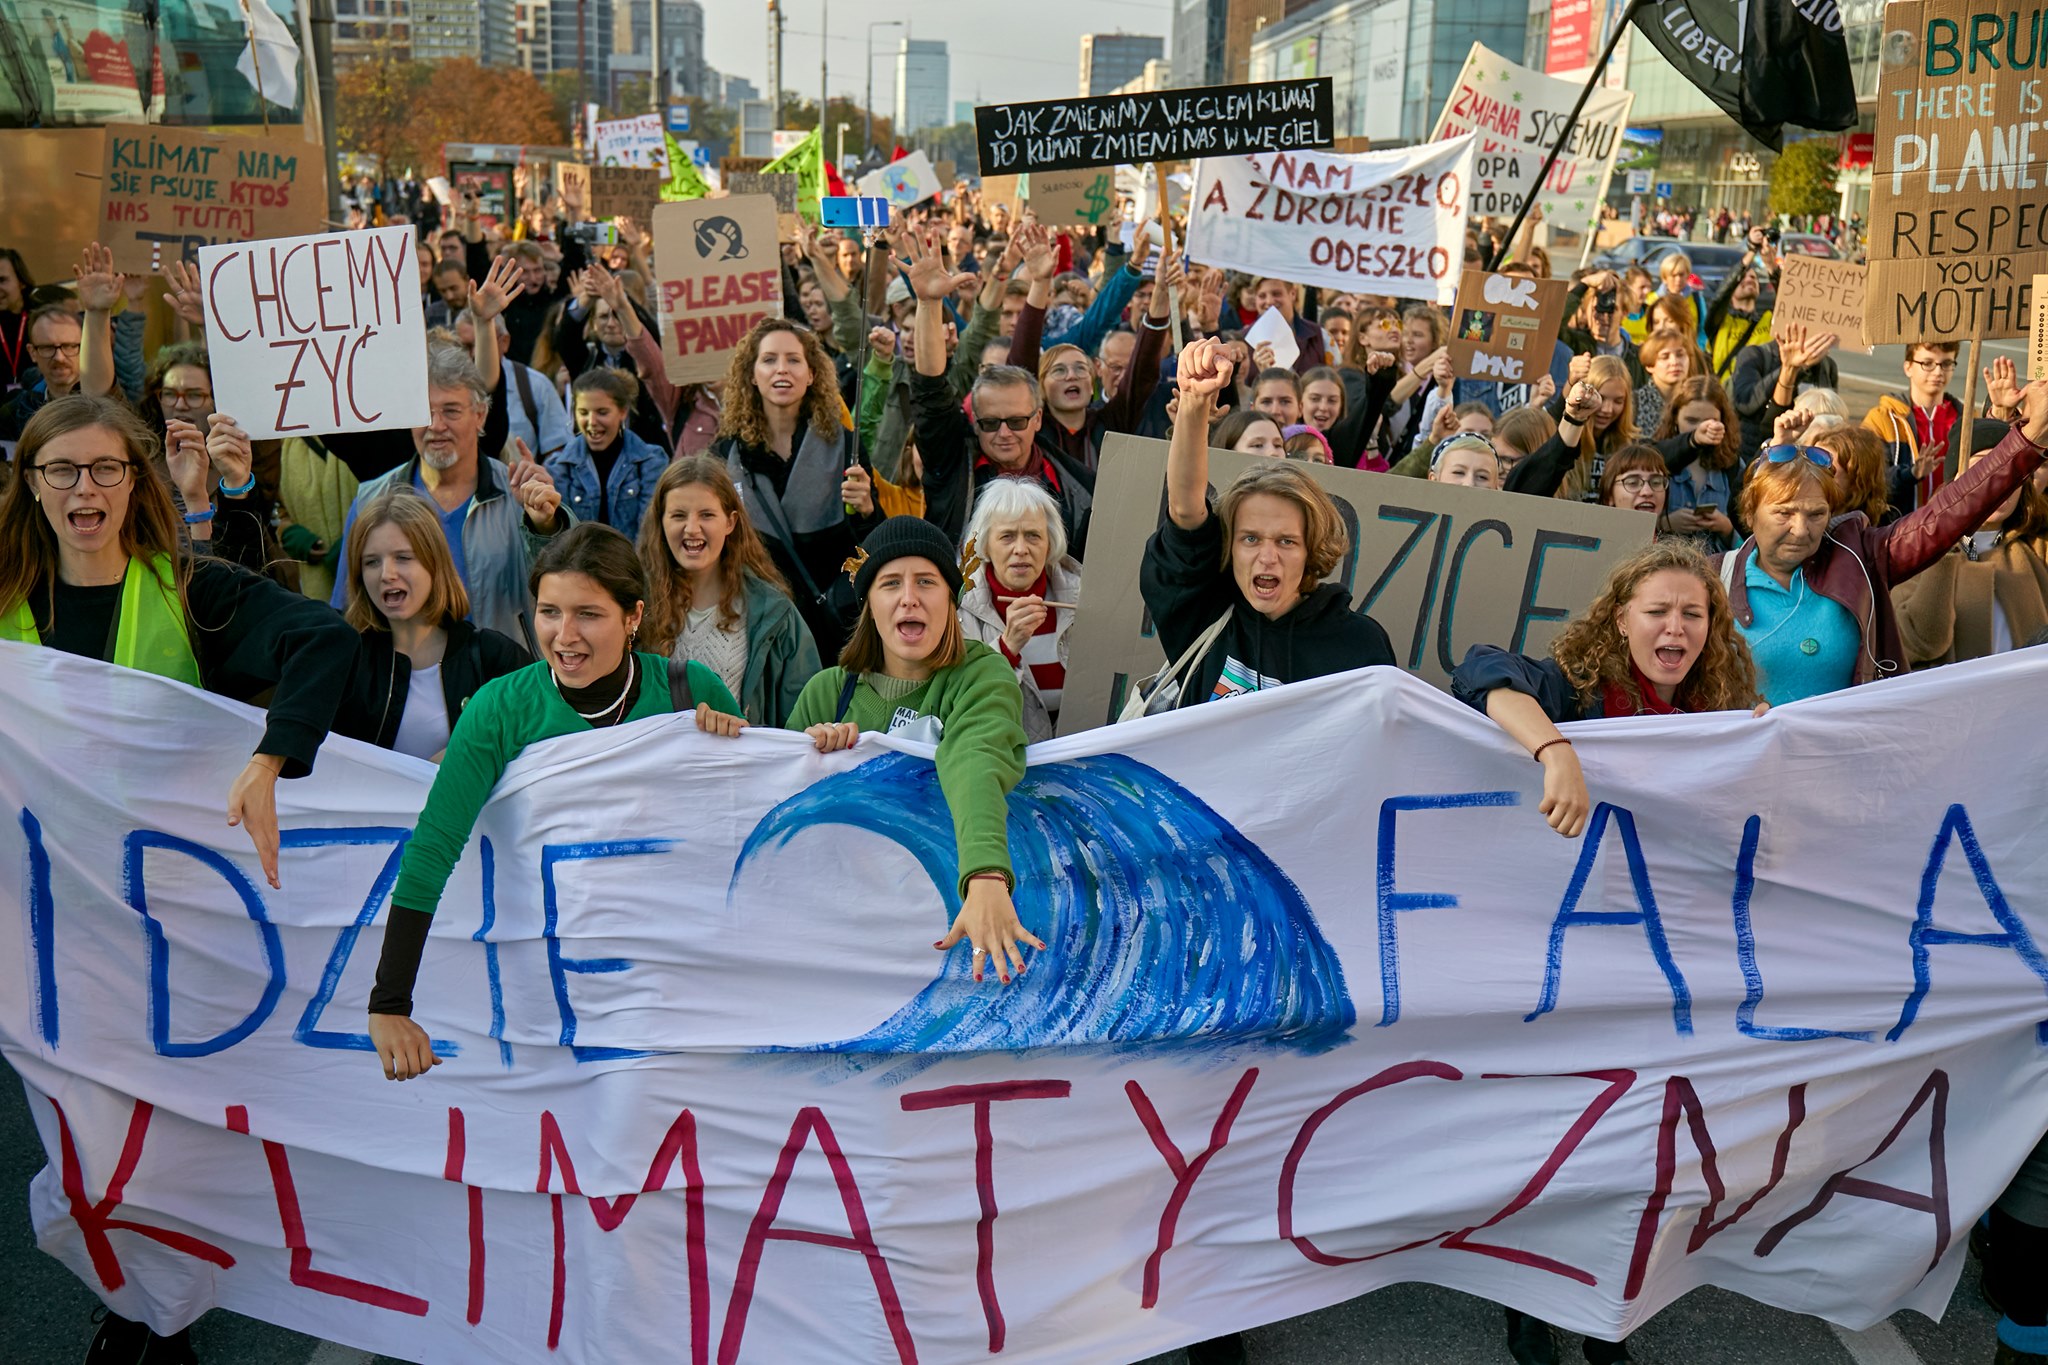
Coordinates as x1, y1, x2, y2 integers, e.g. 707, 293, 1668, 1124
337, 44, 571, 175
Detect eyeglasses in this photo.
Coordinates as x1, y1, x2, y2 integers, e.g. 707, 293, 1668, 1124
1615, 474, 1670, 493
974, 414, 1034, 434
1908, 358, 1957, 373
1762, 443, 1835, 470
32, 458, 134, 489
161, 387, 213, 406
31, 342, 81, 359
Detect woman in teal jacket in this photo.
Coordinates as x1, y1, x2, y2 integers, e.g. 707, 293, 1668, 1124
638, 454, 822, 726
788, 515, 1041, 984
368, 521, 743, 1081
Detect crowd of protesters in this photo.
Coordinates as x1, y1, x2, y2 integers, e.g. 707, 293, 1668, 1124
3, 165, 2047, 1365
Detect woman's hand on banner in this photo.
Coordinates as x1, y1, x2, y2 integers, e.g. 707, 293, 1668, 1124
694, 705, 746, 738
227, 754, 286, 889
805, 722, 859, 753
939, 874, 1046, 985
369, 1014, 442, 1082
1537, 742, 1589, 839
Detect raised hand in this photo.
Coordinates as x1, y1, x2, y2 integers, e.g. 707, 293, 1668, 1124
1016, 223, 1057, 283
1429, 348, 1455, 391
2018, 378, 2048, 447
1983, 354, 2022, 417
162, 257, 205, 325
163, 418, 209, 503
471, 253, 525, 323
1567, 351, 1592, 387
1176, 336, 1232, 400
840, 462, 874, 516
1772, 405, 1816, 447
507, 439, 561, 528
898, 230, 974, 302
1530, 372, 1557, 406
866, 325, 895, 362
1692, 416, 1727, 449
1563, 379, 1602, 425
1365, 350, 1395, 375
205, 413, 255, 493
73, 241, 124, 312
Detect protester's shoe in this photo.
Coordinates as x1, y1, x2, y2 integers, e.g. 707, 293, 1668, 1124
1974, 1216, 2005, 1317
1583, 1337, 1633, 1365
83, 1310, 198, 1365
1505, 1308, 1560, 1365
1995, 1347, 2048, 1365
1185, 1332, 1250, 1365
1996, 1315, 2048, 1365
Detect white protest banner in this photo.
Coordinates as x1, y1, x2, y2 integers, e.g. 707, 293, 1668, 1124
856, 150, 941, 208
592, 114, 668, 171
652, 196, 783, 385
1429, 42, 1635, 233
197, 225, 428, 440
7, 642, 2048, 1362
1187, 137, 1476, 305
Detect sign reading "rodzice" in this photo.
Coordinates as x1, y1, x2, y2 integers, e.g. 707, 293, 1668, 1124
976, 78, 1334, 174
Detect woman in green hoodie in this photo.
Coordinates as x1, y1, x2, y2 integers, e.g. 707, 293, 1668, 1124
787, 515, 1041, 985
368, 521, 743, 1081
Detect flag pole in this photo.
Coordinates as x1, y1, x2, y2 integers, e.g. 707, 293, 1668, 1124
1487, 0, 1643, 272
241, 0, 271, 134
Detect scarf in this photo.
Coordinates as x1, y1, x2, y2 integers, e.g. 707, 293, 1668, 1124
1599, 662, 1686, 718
990, 567, 1064, 710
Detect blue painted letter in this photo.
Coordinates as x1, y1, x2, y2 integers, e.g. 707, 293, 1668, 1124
1376, 791, 1519, 1026
1527, 803, 1693, 1035
541, 839, 675, 1062
1890, 804, 2048, 1043
125, 830, 287, 1057
1731, 815, 1871, 1042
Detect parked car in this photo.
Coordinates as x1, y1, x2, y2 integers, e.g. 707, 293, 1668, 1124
1586, 238, 1751, 295
1775, 233, 1839, 260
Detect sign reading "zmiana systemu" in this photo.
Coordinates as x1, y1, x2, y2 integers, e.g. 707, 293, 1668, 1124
975, 78, 1335, 175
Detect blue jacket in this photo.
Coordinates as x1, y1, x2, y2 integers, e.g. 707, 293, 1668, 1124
545, 427, 669, 536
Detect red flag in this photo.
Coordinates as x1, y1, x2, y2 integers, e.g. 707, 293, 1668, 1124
891, 145, 907, 162
824, 159, 848, 197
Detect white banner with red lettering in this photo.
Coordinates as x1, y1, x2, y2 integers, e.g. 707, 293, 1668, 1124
4, 641, 2048, 1364
1186, 137, 1475, 305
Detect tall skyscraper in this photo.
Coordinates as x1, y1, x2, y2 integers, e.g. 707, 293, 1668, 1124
1079, 33, 1163, 97
333, 0, 412, 67
662, 1, 708, 98
545, 0, 611, 94
894, 38, 949, 136
410, 0, 516, 65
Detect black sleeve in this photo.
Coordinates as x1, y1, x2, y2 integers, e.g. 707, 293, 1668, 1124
1504, 432, 1580, 499
1654, 432, 1702, 477
478, 626, 532, 678
1139, 510, 1236, 665
187, 558, 362, 777
553, 303, 593, 378
1450, 646, 1584, 722
464, 237, 492, 285
1703, 263, 1744, 338
317, 430, 417, 484
207, 489, 277, 574
369, 904, 433, 1016
482, 372, 510, 457
908, 369, 975, 541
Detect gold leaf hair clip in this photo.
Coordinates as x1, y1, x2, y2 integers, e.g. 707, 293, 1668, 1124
959, 536, 984, 583
841, 546, 870, 579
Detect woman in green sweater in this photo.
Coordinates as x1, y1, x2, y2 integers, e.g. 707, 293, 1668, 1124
368, 521, 744, 1081
788, 515, 1042, 984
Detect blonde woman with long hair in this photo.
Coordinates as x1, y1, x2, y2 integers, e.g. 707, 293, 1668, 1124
1505, 354, 1638, 502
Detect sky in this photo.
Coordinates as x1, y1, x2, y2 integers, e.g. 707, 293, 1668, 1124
700, 0, 1177, 114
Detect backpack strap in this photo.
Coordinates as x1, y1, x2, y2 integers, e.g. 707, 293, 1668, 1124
666, 654, 695, 712
832, 673, 860, 723
511, 361, 541, 441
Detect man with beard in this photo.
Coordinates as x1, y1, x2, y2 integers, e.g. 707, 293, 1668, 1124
329, 342, 569, 651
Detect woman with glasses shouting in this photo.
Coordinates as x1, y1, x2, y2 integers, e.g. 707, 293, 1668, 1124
0, 396, 359, 888
1721, 380, 2048, 704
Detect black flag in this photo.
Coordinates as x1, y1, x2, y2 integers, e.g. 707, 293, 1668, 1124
1631, 0, 1858, 151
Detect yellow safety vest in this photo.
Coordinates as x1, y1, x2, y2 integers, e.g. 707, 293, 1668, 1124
0, 554, 202, 686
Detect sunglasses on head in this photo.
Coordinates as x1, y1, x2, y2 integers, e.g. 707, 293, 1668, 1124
974, 414, 1033, 434
1762, 443, 1834, 470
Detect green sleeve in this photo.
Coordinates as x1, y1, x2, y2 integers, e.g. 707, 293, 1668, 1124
869, 362, 911, 484
684, 658, 743, 717
933, 646, 1027, 894
786, 667, 848, 730
1391, 442, 1434, 479
948, 301, 1001, 400
828, 289, 865, 357
390, 678, 520, 914
857, 351, 894, 464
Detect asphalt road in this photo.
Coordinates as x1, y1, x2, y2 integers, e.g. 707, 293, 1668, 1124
1, 1057, 2007, 1365
1822, 337, 2027, 414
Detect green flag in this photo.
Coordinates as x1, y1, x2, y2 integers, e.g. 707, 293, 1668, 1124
763, 127, 822, 221
662, 132, 710, 201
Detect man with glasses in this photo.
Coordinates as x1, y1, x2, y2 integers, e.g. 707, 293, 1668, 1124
1864, 339, 1963, 511
0, 303, 111, 446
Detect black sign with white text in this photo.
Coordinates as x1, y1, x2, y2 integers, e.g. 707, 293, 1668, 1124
975, 78, 1335, 174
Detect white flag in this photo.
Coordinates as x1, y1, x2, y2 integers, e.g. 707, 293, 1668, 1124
236, 0, 301, 110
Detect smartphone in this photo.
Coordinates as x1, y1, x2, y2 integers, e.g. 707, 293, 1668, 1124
821, 196, 890, 229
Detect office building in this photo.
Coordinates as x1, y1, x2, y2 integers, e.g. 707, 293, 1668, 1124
954, 99, 975, 126
724, 73, 758, 108
1079, 33, 1163, 97
894, 38, 949, 136
410, 0, 516, 64
1246, 0, 1524, 145
333, 0, 411, 66
543, 0, 611, 93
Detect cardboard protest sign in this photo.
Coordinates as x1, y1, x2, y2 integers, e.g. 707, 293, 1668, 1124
726, 171, 799, 214
1022, 167, 1116, 225
980, 174, 1023, 216
587, 165, 663, 221
99, 125, 325, 273
2033, 273, 2048, 380
652, 196, 783, 385
1185, 138, 1476, 305
976, 78, 1334, 174
1865, 0, 2048, 344
720, 156, 772, 180
196, 226, 429, 440
1058, 434, 1651, 733
856, 150, 941, 207
1429, 43, 1635, 232
13, 640, 2046, 1361
1772, 255, 1874, 355
1448, 269, 1569, 383
592, 114, 667, 170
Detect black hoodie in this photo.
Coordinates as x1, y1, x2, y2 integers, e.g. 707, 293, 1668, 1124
1140, 509, 1396, 707
334, 618, 530, 751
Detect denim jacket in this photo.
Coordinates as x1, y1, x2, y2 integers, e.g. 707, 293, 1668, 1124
545, 427, 669, 536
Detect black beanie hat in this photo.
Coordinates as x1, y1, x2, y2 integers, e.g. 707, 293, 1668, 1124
847, 515, 964, 602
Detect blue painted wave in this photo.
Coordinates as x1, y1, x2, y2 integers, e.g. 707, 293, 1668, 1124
731, 752, 1354, 1061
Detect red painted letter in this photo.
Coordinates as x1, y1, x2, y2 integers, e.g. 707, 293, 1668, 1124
900, 1080, 1072, 1350
225, 1105, 427, 1315
1624, 1078, 1806, 1299
1126, 1068, 1259, 1309
51, 1097, 233, 1291
1278, 1061, 1463, 1266
444, 1107, 485, 1326
719, 1106, 916, 1365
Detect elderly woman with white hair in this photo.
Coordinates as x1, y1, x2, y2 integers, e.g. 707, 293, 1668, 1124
957, 478, 1080, 741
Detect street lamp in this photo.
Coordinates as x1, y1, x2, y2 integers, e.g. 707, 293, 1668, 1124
866, 20, 906, 164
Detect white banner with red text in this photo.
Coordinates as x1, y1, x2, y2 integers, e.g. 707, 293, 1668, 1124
3, 641, 2047, 1364
1186, 138, 1476, 305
